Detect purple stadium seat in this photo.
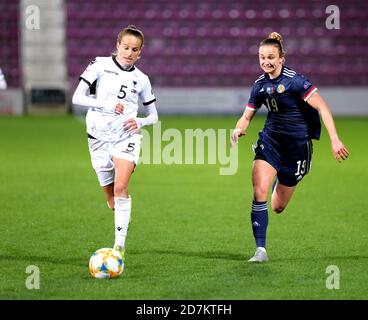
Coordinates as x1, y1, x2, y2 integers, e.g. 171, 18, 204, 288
65, 0, 368, 87
0, 2, 20, 87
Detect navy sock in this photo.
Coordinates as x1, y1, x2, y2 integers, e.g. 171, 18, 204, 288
251, 200, 268, 248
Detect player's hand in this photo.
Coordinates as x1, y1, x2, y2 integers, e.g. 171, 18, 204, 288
231, 128, 246, 146
123, 118, 140, 133
331, 139, 349, 162
114, 103, 124, 114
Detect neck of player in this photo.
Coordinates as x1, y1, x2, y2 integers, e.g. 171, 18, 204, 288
268, 65, 282, 79
116, 56, 134, 71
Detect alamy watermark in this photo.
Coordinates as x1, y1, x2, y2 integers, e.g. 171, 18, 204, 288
25, 5, 40, 30
25, 265, 40, 290
325, 5, 340, 29
139, 121, 239, 176
325, 265, 340, 290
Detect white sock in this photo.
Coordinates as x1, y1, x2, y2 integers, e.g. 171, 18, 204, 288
114, 196, 131, 248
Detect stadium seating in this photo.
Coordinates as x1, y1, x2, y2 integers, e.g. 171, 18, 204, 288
63, 1, 368, 87
0, 1, 20, 87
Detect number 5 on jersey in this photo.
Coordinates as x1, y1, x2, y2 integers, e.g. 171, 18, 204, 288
126, 143, 135, 153
118, 85, 127, 99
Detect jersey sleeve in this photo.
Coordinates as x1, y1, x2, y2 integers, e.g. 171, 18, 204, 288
79, 57, 101, 86
292, 74, 318, 102
245, 83, 262, 111
140, 76, 156, 106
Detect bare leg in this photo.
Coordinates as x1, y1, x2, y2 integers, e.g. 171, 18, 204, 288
252, 160, 277, 201
112, 158, 135, 197
102, 183, 115, 209
271, 181, 296, 213
101, 158, 135, 208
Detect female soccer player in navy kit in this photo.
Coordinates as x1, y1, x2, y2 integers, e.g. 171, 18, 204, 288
72, 25, 158, 261
231, 32, 349, 262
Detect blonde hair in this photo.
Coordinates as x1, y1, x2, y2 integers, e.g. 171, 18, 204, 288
260, 31, 285, 57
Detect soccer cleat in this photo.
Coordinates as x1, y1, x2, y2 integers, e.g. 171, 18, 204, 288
113, 245, 125, 262
248, 247, 269, 263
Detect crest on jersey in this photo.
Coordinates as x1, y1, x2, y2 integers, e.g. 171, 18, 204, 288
277, 84, 285, 93
89, 58, 97, 65
133, 80, 137, 87
266, 86, 274, 94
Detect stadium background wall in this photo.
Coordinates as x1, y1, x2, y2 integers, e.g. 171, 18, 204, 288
0, 0, 367, 115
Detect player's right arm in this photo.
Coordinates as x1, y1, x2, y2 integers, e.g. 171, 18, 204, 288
231, 108, 256, 145
231, 83, 260, 145
72, 58, 122, 113
72, 80, 122, 113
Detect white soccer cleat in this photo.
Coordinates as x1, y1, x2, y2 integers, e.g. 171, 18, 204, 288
248, 247, 269, 263
113, 245, 125, 262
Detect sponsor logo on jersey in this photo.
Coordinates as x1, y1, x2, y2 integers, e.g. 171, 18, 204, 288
266, 86, 274, 94
104, 69, 119, 75
277, 84, 285, 93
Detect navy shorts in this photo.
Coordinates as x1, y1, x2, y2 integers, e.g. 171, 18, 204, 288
253, 131, 313, 187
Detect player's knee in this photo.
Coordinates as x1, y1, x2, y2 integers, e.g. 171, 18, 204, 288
272, 203, 285, 214
114, 183, 129, 198
253, 186, 269, 201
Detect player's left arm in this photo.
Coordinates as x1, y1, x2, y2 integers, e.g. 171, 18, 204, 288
307, 92, 349, 162
123, 102, 158, 132
124, 75, 158, 133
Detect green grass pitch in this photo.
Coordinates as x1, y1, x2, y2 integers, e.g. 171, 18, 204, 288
0, 114, 367, 300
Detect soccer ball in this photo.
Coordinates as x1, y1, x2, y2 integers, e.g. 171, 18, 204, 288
89, 248, 124, 279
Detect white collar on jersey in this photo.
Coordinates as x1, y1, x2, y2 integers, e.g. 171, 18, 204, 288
112, 56, 135, 72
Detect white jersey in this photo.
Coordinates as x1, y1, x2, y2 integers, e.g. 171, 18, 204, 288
79, 56, 156, 141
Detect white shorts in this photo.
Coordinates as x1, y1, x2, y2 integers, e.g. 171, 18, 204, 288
87, 133, 142, 186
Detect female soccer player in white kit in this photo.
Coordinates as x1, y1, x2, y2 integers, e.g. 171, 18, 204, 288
72, 25, 158, 261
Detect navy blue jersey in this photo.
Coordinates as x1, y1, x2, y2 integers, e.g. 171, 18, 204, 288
246, 66, 321, 141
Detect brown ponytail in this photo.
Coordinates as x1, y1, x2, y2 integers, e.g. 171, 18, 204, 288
260, 32, 285, 58
116, 25, 144, 48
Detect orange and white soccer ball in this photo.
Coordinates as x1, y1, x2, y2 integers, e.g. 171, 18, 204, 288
89, 248, 124, 279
